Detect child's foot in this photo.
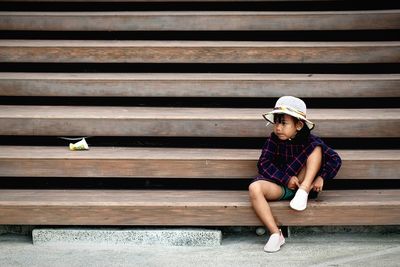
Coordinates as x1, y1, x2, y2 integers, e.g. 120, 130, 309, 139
264, 230, 285, 253
290, 188, 309, 211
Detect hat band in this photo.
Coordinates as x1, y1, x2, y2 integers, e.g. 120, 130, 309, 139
273, 106, 306, 118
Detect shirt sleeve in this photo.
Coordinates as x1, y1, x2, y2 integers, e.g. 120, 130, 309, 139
282, 146, 310, 178
319, 146, 342, 180
257, 136, 292, 186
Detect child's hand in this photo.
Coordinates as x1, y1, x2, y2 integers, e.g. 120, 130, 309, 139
312, 176, 324, 192
287, 176, 300, 190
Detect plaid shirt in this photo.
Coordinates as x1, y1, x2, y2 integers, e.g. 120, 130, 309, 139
254, 133, 342, 186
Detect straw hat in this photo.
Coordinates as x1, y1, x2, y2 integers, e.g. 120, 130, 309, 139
263, 96, 315, 130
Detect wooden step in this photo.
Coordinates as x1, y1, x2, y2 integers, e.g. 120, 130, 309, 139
0, 106, 399, 138
0, 146, 398, 179
1, 40, 399, 63
0, 189, 398, 225
1, 73, 399, 98
0, 0, 366, 2
1, 10, 399, 31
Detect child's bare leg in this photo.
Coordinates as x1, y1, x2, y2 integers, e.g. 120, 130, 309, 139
289, 146, 322, 211
248, 180, 283, 234
297, 166, 306, 183
298, 146, 322, 193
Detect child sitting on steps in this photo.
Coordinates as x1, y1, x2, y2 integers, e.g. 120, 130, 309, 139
248, 96, 342, 253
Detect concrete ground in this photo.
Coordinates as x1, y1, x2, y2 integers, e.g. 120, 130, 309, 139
1, 229, 400, 267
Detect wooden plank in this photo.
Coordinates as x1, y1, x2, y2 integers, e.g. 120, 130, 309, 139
0, 189, 398, 225
1, 40, 399, 63
0, 0, 344, 2
0, 106, 399, 138
1, 10, 399, 31
0, 146, 398, 179
1, 73, 399, 98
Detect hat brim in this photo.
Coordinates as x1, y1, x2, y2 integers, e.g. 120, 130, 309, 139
263, 110, 315, 130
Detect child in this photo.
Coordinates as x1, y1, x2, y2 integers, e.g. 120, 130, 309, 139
248, 96, 342, 253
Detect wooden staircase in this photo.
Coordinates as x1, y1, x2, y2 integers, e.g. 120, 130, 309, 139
0, 0, 399, 226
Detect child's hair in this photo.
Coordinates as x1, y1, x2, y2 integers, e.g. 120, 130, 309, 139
273, 113, 290, 125
273, 114, 310, 142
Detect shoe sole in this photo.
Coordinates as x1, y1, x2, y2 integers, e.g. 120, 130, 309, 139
290, 203, 307, 211
290, 199, 307, 211
264, 239, 285, 253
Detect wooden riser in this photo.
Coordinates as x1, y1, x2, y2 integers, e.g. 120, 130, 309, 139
1, 73, 399, 98
0, 189, 398, 226
0, 0, 373, 2
1, 10, 399, 31
1, 106, 399, 138
0, 146, 398, 179
1, 40, 399, 63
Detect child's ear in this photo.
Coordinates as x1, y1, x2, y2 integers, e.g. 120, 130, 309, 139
296, 121, 304, 131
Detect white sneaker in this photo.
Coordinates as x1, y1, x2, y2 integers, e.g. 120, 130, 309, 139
264, 230, 285, 253
290, 188, 309, 211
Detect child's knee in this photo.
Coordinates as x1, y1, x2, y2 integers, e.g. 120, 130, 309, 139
248, 181, 263, 198
309, 146, 322, 160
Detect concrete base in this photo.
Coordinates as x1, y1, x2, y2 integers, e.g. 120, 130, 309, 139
32, 228, 222, 247
3, 230, 400, 267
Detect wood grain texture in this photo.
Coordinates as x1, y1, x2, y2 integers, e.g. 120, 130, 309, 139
1, 10, 399, 31
0, 106, 399, 137
1, 73, 399, 98
0, 146, 398, 179
1, 41, 399, 63
0, 189, 398, 225
0, 0, 349, 2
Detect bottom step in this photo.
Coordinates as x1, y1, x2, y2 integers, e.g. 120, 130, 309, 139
0, 189, 399, 226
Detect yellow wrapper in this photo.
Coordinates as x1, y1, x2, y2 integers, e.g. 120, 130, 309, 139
69, 138, 89, 151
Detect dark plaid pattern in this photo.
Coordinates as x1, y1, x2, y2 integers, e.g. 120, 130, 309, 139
254, 133, 342, 186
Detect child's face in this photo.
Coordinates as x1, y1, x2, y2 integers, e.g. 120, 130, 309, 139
273, 114, 303, 141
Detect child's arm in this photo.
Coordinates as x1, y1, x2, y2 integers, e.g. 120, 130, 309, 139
280, 138, 342, 182
257, 136, 292, 186
287, 176, 300, 190
312, 176, 324, 192
309, 145, 341, 192
319, 147, 342, 180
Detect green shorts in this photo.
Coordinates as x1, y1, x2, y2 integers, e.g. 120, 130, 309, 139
279, 185, 296, 200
